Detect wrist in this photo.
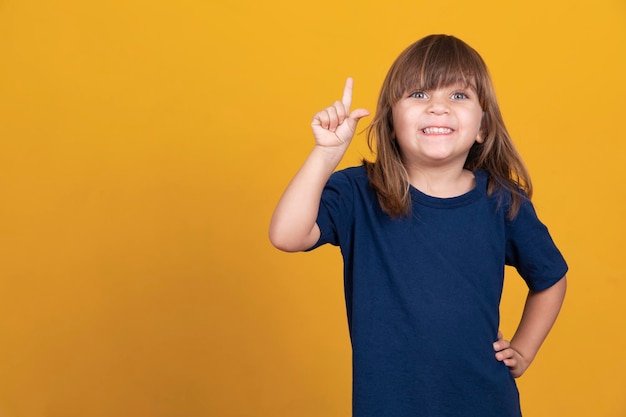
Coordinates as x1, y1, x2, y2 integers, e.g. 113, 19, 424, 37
510, 341, 534, 367
311, 144, 348, 165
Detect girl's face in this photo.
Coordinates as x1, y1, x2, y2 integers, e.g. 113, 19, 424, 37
391, 82, 483, 170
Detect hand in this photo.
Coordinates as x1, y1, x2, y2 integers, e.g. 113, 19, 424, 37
494, 331, 530, 378
311, 77, 370, 150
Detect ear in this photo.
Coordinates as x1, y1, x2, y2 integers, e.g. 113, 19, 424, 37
476, 133, 485, 144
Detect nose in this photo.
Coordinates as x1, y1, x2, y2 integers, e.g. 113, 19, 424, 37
427, 96, 449, 115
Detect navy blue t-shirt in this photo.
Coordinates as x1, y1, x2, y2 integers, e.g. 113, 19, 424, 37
310, 166, 568, 417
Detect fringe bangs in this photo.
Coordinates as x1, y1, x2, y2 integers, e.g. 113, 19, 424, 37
386, 35, 488, 103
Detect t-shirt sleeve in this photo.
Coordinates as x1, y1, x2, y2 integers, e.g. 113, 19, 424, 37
306, 170, 354, 251
505, 198, 568, 291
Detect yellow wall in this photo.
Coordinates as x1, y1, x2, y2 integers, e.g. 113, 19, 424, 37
0, 0, 624, 416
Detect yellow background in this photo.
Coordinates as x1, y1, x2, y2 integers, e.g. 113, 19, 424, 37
0, 0, 625, 416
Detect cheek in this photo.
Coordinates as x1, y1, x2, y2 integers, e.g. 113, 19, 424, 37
391, 109, 413, 136
468, 110, 484, 133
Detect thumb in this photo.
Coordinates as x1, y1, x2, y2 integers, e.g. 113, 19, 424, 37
347, 108, 370, 131
340, 108, 370, 134
350, 108, 370, 122
345, 108, 370, 130
334, 108, 370, 142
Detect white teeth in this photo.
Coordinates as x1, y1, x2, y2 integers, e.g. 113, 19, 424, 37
422, 127, 452, 134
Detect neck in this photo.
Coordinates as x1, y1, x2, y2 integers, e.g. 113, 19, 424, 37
406, 165, 476, 198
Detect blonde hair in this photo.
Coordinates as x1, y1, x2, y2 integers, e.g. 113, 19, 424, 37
364, 34, 531, 219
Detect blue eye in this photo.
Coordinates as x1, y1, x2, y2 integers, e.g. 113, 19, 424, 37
409, 91, 427, 99
451, 92, 468, 99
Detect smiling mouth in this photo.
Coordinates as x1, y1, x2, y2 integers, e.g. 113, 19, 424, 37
422, 127, 453, 134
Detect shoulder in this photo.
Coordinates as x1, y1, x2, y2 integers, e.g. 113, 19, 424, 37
321, 165, 377, 215
327, 165, 369, 189
333, 165, 368, 180
477, 170, 531, 218
315, 166, 369, 245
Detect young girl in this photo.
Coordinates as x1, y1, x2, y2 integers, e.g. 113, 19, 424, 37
269, 34, 567, 417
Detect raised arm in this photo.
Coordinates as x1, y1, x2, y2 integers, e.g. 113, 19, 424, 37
494, 275, 567, 378
268, 78, 370, 252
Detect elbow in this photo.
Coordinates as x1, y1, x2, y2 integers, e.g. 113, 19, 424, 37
268, 228, 305, 253
268, 236, 296, 253
268, 223, 317, 253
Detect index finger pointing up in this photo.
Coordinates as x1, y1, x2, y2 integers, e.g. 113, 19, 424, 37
342, 77, 354, 111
